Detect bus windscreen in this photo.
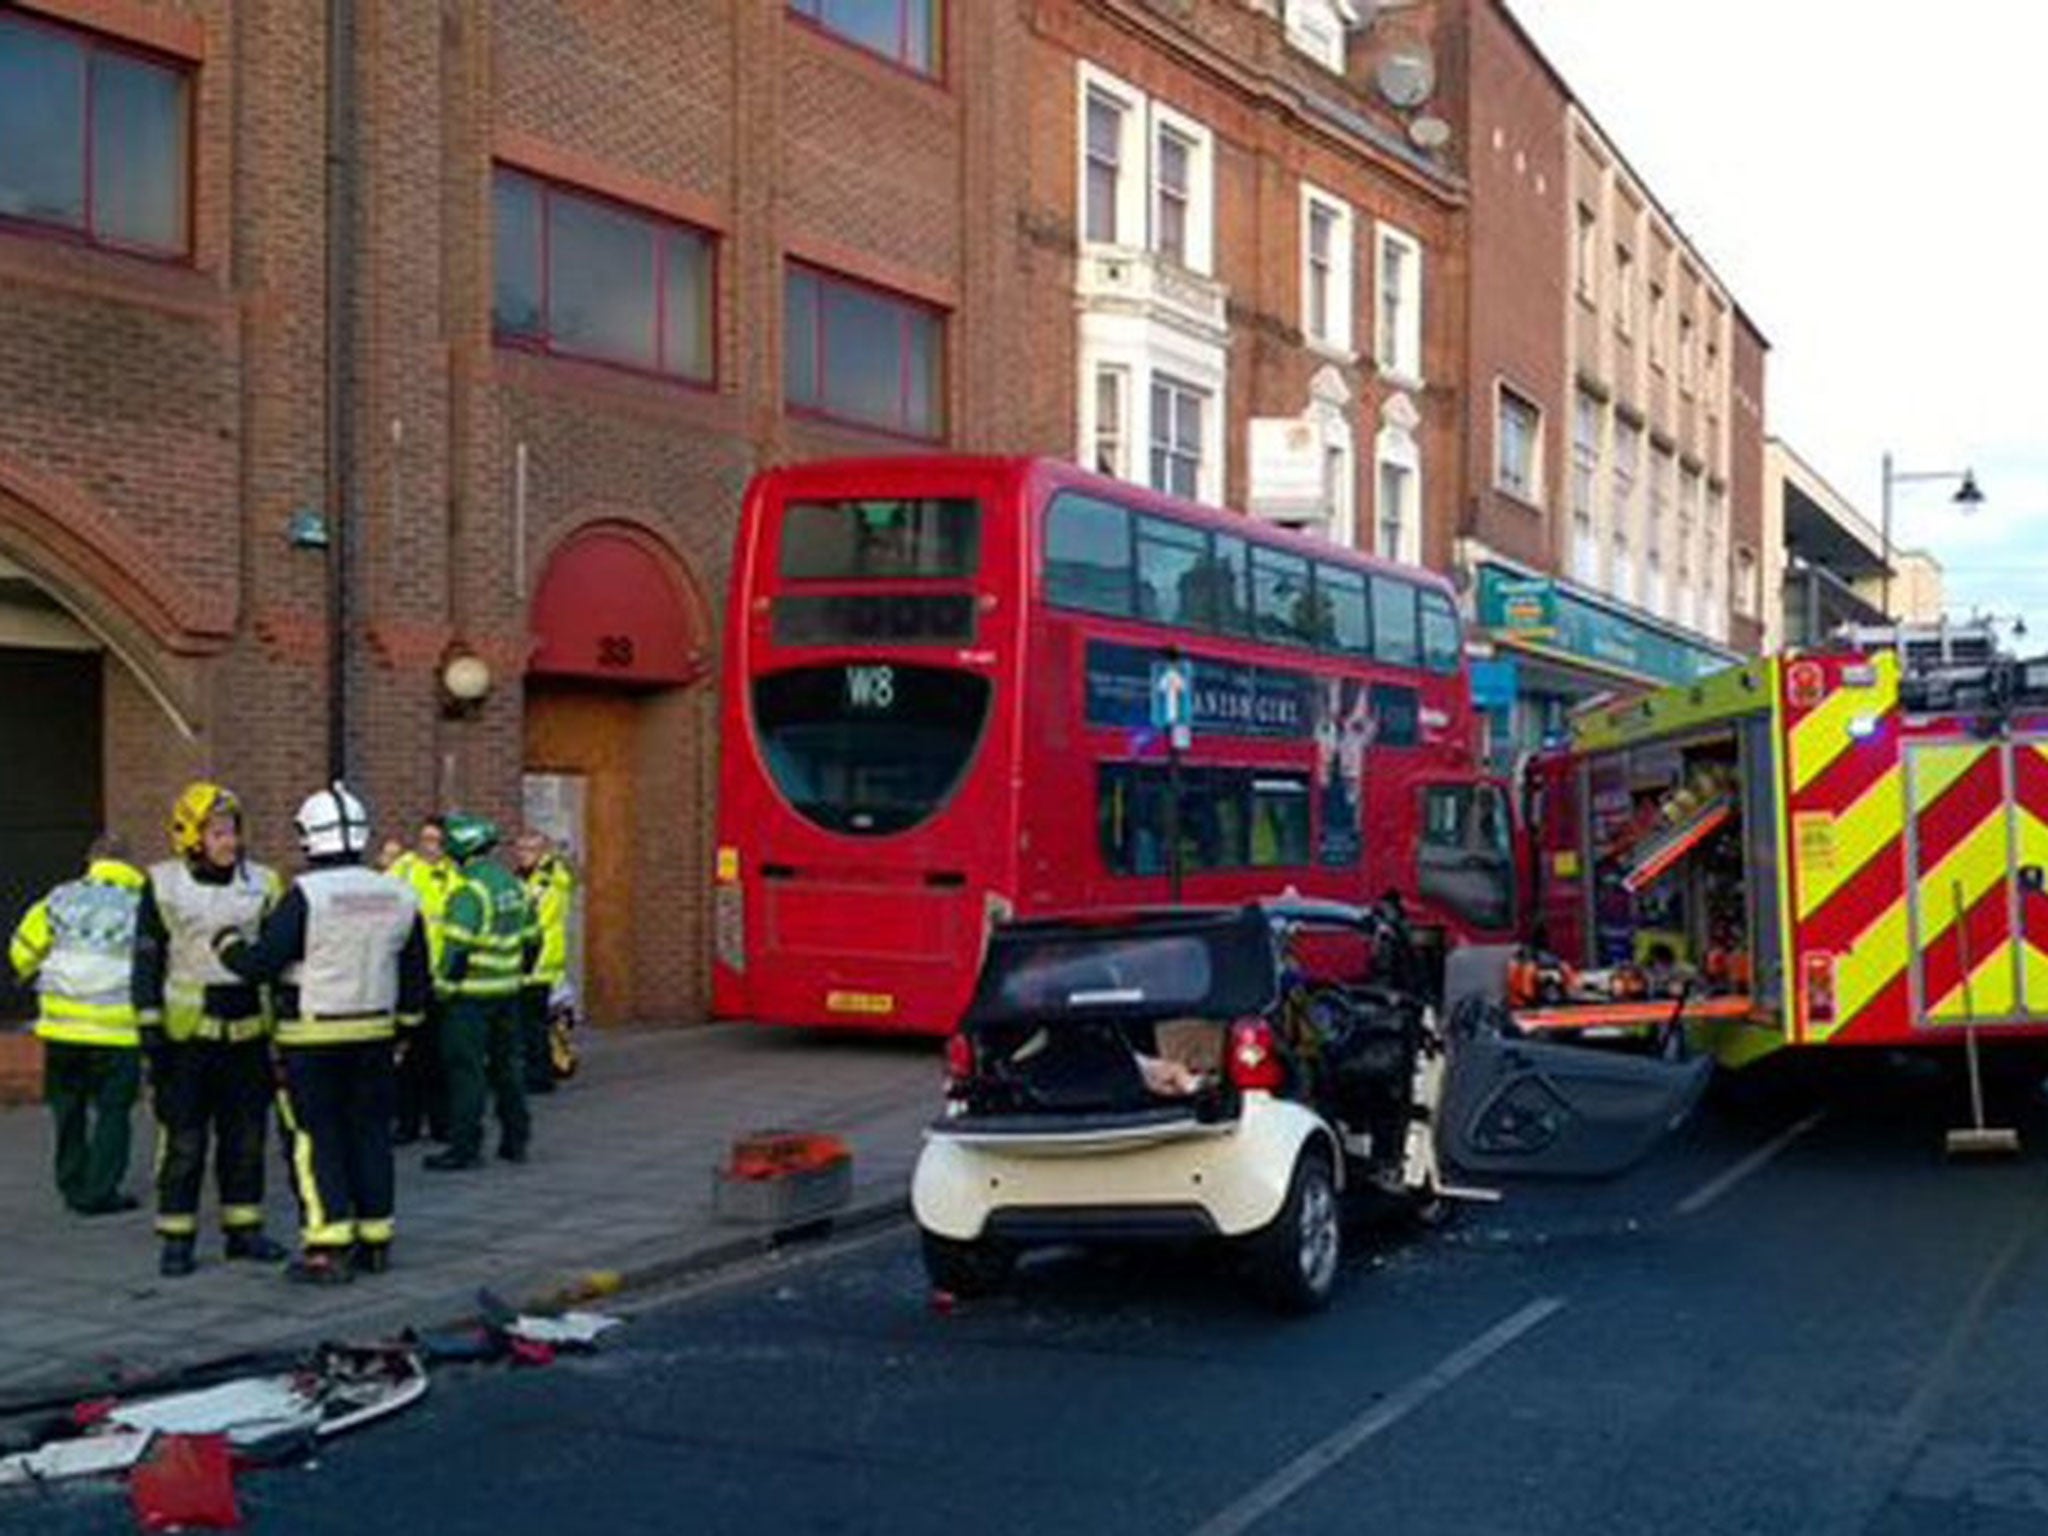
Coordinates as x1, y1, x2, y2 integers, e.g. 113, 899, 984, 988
779, 498, 980, 581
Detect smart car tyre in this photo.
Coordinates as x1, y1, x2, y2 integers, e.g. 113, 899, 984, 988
921, 1231, 1017, 1299
1247, 1146, 1341, 1314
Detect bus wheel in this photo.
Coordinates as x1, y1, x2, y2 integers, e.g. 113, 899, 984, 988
921, 1231, 1016, 1299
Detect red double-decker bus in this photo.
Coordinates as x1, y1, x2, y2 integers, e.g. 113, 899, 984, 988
713, 456, 1516, 1035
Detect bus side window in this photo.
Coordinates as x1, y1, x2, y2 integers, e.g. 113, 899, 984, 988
1420, 591, 1462, 673
1418, 783, 1515, 931
1046, 493, 1133, 617
1371, 576, 1420, 666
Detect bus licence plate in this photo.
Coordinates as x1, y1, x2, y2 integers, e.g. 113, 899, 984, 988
826, 990, 895, 1017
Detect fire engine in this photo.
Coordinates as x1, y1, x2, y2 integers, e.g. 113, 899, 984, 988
1513, 623, 2048, 1070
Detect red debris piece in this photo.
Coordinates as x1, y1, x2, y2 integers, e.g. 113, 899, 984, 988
129, 1433, 241, 1531
726, 1131, 851, 1182
72, 1396, 117, 1427
929, 1289, 957, 1316
507, 1337, 556, 1368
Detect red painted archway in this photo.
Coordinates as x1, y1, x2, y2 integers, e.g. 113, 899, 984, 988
527, 522, 709, 688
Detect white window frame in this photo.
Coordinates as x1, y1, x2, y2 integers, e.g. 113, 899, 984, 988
1609, 421, 1638, 605
1374, 423, 1421, 567
1322, 434, 1356, 549
1092, 364, 1129, 478
1148, 100, 1215, 276
1148, 373, 1210, 502
1075, 63, 1146, 252
1283, 0, 1349, 73
1646, 445, 1672, 618
1300, 183, 1355, 359
1494, 383, 1543, 506
1375, 222, 1424, 384
1570, 393, 1601, 586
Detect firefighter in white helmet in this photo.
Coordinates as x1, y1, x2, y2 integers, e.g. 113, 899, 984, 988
214, 782, 430, 1284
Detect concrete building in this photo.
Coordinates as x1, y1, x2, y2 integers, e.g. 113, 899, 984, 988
1444, 0, 1764, 765
1764, 438, 1946, 649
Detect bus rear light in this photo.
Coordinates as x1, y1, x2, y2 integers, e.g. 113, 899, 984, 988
944, 1032, 976, 1091
1228, 1018, 1285, 1092
714, 884, 745, 975
715, 845, 740, 883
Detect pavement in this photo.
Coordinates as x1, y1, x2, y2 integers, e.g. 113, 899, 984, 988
0, 1024, 939, 1405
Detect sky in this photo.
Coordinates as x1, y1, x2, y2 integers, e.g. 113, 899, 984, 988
1506, 0, 2047, 649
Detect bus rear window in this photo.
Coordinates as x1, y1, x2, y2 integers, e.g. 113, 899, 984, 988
779, 498, 980, 581
752, 663, 991, 836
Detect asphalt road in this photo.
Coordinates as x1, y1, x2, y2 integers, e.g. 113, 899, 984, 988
11, 1063, 2048, 1535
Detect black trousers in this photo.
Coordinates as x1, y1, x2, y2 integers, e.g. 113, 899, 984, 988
394, 998, 449, 1139
519, 984, 555, 1091
153, 1036, 272, 1238
44, 1042, 138, 1212
276, 1040, 396, 1252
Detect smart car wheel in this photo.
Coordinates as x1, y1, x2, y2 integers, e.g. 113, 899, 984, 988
1248, 1145, 1341, 1314
921, 1231, 1017, 1299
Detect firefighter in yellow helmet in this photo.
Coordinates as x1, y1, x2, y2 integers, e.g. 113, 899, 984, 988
9, 833, 147, 1216
134, 783, 290, 1277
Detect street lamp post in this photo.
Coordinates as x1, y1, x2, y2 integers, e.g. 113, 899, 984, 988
1880, 451, 1984, 619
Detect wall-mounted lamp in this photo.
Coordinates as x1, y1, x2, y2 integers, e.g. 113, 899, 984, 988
440, 644, 493, 719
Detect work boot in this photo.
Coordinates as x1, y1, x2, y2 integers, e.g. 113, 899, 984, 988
225, 1229, 288, 1263
158, 1236, 197, 1279
497, 1141, 529, 1165
423, 1149, 481, 1172
285, 1249, 354, 1286
352, 1243, 391, 1276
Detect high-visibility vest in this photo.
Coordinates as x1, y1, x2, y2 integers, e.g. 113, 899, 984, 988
524, 856, 574, 986
278, 866, 420, 1045
442, 860, 535, 1000
390, 851, 459, 967
9, 860, 145, 1048
149, 857, 279, 1041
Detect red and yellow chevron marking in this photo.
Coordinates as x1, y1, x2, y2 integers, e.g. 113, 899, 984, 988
1909, 744, 2016, 1024
1784, 654, 1907, 1043
2018, 742, 2048, 1011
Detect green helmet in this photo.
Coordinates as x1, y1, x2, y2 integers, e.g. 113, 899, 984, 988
443, 812, 501, 862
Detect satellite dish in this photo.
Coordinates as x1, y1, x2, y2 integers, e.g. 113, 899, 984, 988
1375, 43, 1436, 109
1409, 115, 1452, 150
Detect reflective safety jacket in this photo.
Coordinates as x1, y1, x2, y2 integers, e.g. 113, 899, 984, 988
390, 850, 460, 969
137, 857, 281, 1042
217, 863, 431, 1046
442, 859, 538, 1001
9, 860, 146, 1048
523, 854, 575, 987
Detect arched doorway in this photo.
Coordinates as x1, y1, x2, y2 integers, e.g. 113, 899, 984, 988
523, 522, 712, 1026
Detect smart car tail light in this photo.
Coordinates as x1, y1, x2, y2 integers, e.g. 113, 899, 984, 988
1227, 1018, 1285, 1092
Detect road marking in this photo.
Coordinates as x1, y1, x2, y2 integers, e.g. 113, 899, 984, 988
1674, 1109, 1826, 1217
1185, 1297, 1566, 1536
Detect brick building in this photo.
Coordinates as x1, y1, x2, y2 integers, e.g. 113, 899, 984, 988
0, 0, 1477, 1026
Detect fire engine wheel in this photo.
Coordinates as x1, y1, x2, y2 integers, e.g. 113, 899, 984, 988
1247, 1145, 1342, 1314
920, 1231, 1016, 1299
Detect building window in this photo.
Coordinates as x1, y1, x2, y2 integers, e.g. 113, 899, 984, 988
1676, 466, 1700, 627
494, 169, 716, 382
1570, 393, 1601, 586
1084, 89, 1124, 244
1495, 386, 1542, 503
784, 263, 944, 438
1149, 375, 1206, 500
1375, 225, 1423, 381
1615, 243, 1635, 337
1301, 186, 1353, 353
1376, 458, 1415, 565
1093, 365, 1128, 477
1282, 0, 1347, 72
1646, 445, 1672, 616
1574, 202, 1598, 302
0, 12, 192, 257
1734, 544, 1759, 620
1648, 278, 1667, 370
1154, 124, 1193, 266
787, 0, 939, 76
1610, 422, 1638, 605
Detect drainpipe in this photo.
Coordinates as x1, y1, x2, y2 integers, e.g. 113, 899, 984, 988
324, 0, 356, 782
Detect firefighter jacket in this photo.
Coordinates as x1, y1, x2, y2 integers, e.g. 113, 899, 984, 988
135, 857, 281, 1042
390, 850, 460, 970
8, 859, 146, 1048
217, 862, 430, 1045
441, 859, 539, 1001
523, 854, 575, 987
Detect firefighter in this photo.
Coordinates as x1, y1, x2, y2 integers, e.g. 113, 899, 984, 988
389, 816, 458, 1144
8, 835, 146, 1216
513, 828, 575, 1094
214, 783, 429, 1284
426, 814, 538, 1171
134, 783, 290, 1277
